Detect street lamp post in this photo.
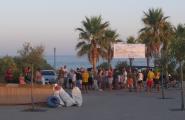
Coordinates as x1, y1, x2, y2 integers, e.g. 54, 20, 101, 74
180, 61, 184, 111
30, 63, 35, 110
161, 65, 165, 99
54, 47, 56, 70
160, 49, 165, 99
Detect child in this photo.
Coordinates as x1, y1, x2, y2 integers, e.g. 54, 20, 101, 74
127, 68, 133, 92
19, 74, 26, 85
127, 78, 133, 92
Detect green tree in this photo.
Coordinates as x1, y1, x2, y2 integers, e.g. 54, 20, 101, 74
160, 22, 174, 83
115, 61, 128, 73
17, 42, 52, 71
139, 8, 169, 67
76, 16, 109, 74
0, 56, 17, 83
103, 29, 121, 65
170, 24, 185, 110
138, 30, 153, 67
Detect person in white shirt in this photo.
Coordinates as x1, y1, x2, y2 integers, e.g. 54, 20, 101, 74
63, 65, 68, 88
137, 69, 144, 92
122, 68, 128, 89
72, 69, 76, 87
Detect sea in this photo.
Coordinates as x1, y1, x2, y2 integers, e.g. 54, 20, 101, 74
45, 55, 154, 69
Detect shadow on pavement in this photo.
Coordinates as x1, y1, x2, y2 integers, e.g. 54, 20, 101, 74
169, 108, 185, 112
21, 108, 47, 112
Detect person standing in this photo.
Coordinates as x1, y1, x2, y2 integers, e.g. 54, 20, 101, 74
5, 68, 13, 83
108, 67, 113, 91
97, 68, 103, 90
88, 69, 94, 90
68, 69, 74, 89
19, 73, 26, 85
127, 68, 134, 92
24, 67, 32, 84
71, 69, 76, 88
35, 68, 43, 84
122, 68, 128, 89
146, 69, 155, 93
82, 69, 89, 93
137, 69, 144, 92
76, 68, 82, 89
154, 70, 160, 92
58, 67, 64, 86
63, 65, 68, 88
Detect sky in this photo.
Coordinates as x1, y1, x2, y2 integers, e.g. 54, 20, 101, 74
0, 0, 185, 56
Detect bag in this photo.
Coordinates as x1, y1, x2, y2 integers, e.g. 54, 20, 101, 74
47, 96, 60, 108
72, 87, 83, 107
53, 91, 65, 106
59, 88, 76, 107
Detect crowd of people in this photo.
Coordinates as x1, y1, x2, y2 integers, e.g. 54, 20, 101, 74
57, 65, 168, 94
4, 67, 45, 85
4, 64, 178, 94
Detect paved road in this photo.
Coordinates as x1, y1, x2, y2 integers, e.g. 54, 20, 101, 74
0, 88, 185, 120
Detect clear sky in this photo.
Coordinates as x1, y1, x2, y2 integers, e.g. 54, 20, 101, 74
0, 0, 185, 56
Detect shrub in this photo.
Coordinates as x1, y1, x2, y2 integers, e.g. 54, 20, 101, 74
115, 61, 129, 72
97, 62, 111, 70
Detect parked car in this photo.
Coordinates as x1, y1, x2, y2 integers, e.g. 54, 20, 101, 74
41, 70, 57, 84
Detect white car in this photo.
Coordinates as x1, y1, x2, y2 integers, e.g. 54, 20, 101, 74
41, 70, 57, 84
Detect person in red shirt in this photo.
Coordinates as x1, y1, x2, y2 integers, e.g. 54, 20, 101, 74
5, 68, 13, 83
19, 73, 26, 85
35, 68, 42, 84
108, 67, 113, 91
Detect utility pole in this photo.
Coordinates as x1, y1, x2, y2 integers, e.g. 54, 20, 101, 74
31, 63, 35, 110
54, 47, 56, 69
160, 49, 165, 99
180, 61, 184, 111
161, 65, 165, 99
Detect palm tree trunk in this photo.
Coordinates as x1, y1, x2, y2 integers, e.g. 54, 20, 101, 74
129, 58, 133, 68
92, 41, 97, 77
107, 47, 112, 67
108, 59, 111, 66
164, 63, 169, 88
146, 57, 150, 68
180, 61, 184, 110
163, 49, 169, 88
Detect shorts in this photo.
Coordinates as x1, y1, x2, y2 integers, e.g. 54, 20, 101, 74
58, 78, 64, 84
147, 80, 153, 88
137, 81, 143, 84
69, 79, 72, 84
124, 79, 127, 84
82, 82, 88, 86
88, 77, 93, 85
127, 78, 133, 86
154, 79, 160, 84
108, 77, 113, 84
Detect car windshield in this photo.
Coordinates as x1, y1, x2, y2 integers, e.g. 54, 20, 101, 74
41, 71, 55, 75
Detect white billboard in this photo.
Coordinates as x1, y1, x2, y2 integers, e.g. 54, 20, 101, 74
113, 44, 145, 58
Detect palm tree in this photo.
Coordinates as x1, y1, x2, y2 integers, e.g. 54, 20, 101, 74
140, 8, 168, 68
170, 24, 185, 110
103, 29, 121, 65
76, 16, 109, 74
160, 22, 174, 84
127, 36, 136, 67
138, 30, 154, 68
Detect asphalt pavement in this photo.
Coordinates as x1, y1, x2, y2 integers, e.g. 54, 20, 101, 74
0, 88, 185, 120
